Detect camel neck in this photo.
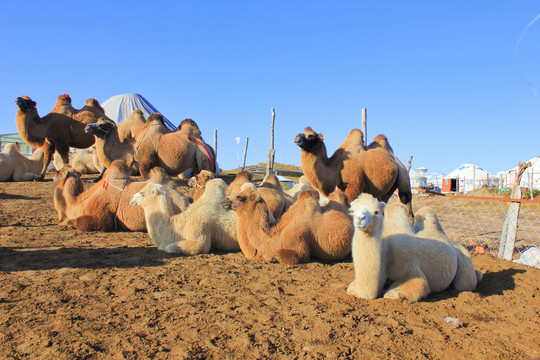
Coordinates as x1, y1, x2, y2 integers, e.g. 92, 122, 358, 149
16, 110, 45, 147
236, 201, 273, 259
351, 227, 385, 298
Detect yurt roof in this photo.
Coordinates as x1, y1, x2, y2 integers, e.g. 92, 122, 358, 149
100, 94, 176, 130
446, 163, 495, 179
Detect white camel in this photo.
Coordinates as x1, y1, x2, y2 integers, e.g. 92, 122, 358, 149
130, 178, 239, 254
0, 144, 44, 181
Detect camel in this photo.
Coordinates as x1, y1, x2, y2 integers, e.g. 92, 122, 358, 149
130, 178, 238, 254
117, 110, 148, 142
14, 95, 108, 180
294, 127, 413, 221
85, 117, 139, 175
413, 206, 483, 291
53, 146, 102, 174
347, 193, 466, 301
284, 175, 313, 200
0, 144, 44, 181
132, 115, 215, 179
188, 170, 215, 201
53, 160, 190, 232
222, 184, 353, 264
226, 171, 292, 221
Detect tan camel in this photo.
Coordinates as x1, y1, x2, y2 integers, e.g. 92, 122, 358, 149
347, 194, 467, 301
295, 127, 413, 220
226, 171, 253, 196
222, 185, 353, 264
0, 144, 44, 181
14, 95, 107, 180
284, 175, 313, 200
53, 146, 102, 174
117, 110, 148, 142
188, 170, 215, 201
84, 117, 139, 175
130, 178, 238, 254
133, 115, 215, 179
54, 160, 190, 232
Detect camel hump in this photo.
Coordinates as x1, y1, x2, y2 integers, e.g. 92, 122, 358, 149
297, 189, 320, 202
368, 134, 394, 153
2, 143, 17, 154
85, 98, 105, 112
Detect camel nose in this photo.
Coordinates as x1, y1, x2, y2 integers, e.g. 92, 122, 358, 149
354, 214, 369, 229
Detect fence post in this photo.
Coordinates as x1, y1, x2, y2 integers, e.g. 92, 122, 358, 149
361, 108, 367, 147
213, 130, 218, 162
498, 161, 532, 260
266, 108, 276, 176
241, 137, 249, 171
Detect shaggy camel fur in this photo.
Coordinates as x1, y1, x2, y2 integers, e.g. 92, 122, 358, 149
130, 178, 239, 254
53, 146, 102, 174
133, 115, 215, 179
118, 110, 148, 142
15, 95, 107, 180
0, 144, 44, 181
295, 127, 413, 218
85, 118, 139, 175
347, 194, 461, 301
223, 185, 353, 265
54, 160, 190, 232
226, 171, 292, 221
382, 202, 416, 238
188, 170, 215, 201
284, 175, 313, 200
413, 206, 483, 291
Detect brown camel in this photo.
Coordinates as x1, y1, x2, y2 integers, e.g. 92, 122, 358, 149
294, 127, 412, 218
14, 95, 107, 180
222, 185, 353, 265
131, 115, 215, 179
226, 171, 253, 196
85, 117, 139, 175
117, 110, 149, 142
188, 170, 215, 201
54, 160, 190, 232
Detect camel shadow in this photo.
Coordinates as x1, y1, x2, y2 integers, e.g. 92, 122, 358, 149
424, 268, 526, 302
0, 193, 41, 200
0, 246, 176, 271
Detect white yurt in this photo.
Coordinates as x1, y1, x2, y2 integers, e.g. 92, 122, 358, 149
499, 156, 540, 191
100, 94, 176, 130
445, 163, 497, 193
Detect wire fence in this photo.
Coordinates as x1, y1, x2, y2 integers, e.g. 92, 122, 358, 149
387, 189, 540, 268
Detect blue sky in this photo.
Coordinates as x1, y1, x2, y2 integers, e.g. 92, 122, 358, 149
1, 1, 538, 175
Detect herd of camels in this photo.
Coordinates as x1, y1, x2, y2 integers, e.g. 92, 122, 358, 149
2, 94, 482, 301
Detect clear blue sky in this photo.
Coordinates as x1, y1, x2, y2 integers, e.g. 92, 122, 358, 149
1, 1, 538, 175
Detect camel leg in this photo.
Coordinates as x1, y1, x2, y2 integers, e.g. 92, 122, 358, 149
383, 277, 430, 302
39, 142, 55, 180
68, 215, 110, 232
164, 239, 209, 255
12, 167, 39, 181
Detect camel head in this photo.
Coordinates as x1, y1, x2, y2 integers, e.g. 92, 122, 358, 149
189, 170, 215, 189
294, 127, 325, 153
203, 178, 227, 197
222, 183, 260, 211
349, 193, 385, 233
130, 182, 167, 207
15, 96, 37, 113
85, 118, 117, 139
413, 206, 444, 234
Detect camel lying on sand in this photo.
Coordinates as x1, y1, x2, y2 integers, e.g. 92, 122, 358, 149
347, 194, 481, 301
130, 179, 238, 254
54, 160, 190, 232
294, 127, 413, 221
133, 116, 215, 179
188, 170, 215, 201
222, 185, 353, 264
15, 94, 108, 180
0, 144, 44, 181
85, 118, 139, 175
54, 146, 102, 174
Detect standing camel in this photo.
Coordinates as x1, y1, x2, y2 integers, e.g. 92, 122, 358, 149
14, 95, 108, 180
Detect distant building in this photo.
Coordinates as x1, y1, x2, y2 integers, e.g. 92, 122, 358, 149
0, 133, 34, 157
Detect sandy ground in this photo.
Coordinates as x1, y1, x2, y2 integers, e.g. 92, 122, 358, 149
0, 175, 539, 360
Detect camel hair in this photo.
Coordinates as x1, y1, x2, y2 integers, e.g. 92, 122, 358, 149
347, 193, 473, 301
222, 184, 353, 265
117, 110, 149, 142
0, 144, 44, 181
294, 127, 414, 221
188, 170, 215, 201
284, 175, 313, 200
132, 115, 216, 179
226, 171, 292, 221
85, 117, 140, 176
54, 146, 102, 174
14, 94, 108, 180
130, 178, 239, 254
413, 206, 483, 291
54, 160, 190, 232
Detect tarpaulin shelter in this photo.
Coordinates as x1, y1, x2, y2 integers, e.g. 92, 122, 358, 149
100, 94, 176, 131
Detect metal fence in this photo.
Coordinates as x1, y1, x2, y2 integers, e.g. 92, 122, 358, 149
388, 189, 540, 268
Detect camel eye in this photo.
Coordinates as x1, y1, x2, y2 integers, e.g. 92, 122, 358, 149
374, 210, 379, 215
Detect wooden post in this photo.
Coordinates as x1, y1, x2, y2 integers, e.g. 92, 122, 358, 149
498, 161, 532, 260
361, 108, 368, 147
213, 130, 218, 162
406, 156, 413, 173
241, 137, 249, 171
266, 108, 276, 176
